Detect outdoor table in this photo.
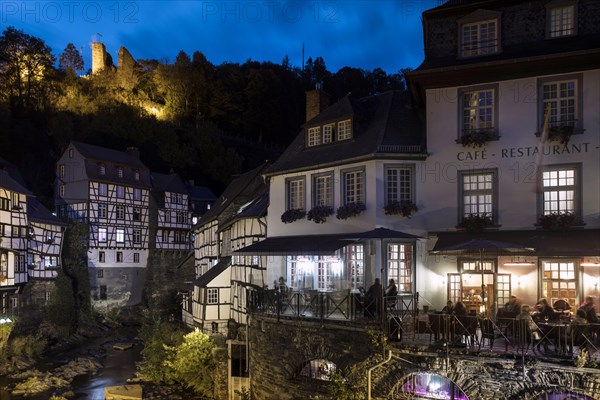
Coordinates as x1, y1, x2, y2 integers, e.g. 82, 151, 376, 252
537, 321, 571, 355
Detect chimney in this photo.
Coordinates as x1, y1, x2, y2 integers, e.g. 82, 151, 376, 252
306, 89, 330, 122
126, 147, 140, 160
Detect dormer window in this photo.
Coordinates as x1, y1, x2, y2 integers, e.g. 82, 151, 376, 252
458, 10, 501, 58
306, 119, 352, 148
337, 120, 352, 141
117, 166, 123, 178
546, 1, 577, 38
308, 127, 321, 147
68, 148, 74, 158
134, 170, 140, 181
98, 164, 106, 175
323, 124, 334, 143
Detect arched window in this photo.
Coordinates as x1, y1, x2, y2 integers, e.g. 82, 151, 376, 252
399, 373, 468, 400
299, 358, 338, 381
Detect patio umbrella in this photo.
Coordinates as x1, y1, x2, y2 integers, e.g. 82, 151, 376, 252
431, 239, 535, 315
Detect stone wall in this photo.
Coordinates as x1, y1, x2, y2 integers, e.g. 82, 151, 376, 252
143, 249, 194, 310
91, 42, 114, 74
249, 314, 600, 400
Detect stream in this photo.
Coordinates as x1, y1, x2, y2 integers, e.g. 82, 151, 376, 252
0, 328, 142, 400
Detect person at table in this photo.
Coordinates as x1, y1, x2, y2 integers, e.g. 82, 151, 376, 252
364, 278, 383, 318
385, 279, 398, 309
516, 304, 544, 350
504, 295, 521, 318
441, 300, 454, 314
453, 301, 468, 316
534, 298, 556, 322
579, 296, 599, 324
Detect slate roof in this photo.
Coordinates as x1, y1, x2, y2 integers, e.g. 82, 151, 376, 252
187, 185, 217, 201
151, 172, 187, 194
0, 160, 32, 195
193, 256, 231, 287
265, 90, 424, 176
70, 142, 152, 188
27, 197, 65, 226
196, 162, 270, 228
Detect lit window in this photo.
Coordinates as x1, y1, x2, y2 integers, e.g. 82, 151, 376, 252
342, 169, 364, 205
547, 4, 575, 38
98, 203, 107, 218
58, 164, 65, 178
117, 166, 123, 178
313, 173, 333, 207
99, 251, 105, 263
286, 177, 305, 210
541, 166, 578, 216
461, 19, 498, 57
460, 170, 496, 222
207, 288, 219, 304
98, 227, 107, 242
99, 164, 106, 175
59, 184, 65, 198
133, 188, 141, 201
307, 126, 321, 147
337, 120, 352, 141
116, 251, 123, 262
388, 243, 413, 292
542, 261, 577, 307
44, 256, 58, 269
323, 124, 334, 143
461, 87, 496, 134
299, 359, 337, 381
116, 186, 125, 198
347, 244, 364, 290
134, 170, 140, 181
116, 228, 125, 243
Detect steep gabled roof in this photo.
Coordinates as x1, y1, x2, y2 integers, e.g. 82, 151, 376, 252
151, 172, 187, 194
0, 166, 31, 195
196, 162, 270, 228
27, 197, 66, 226
265, 90, 424, 175
187, 185, 217, 201
71, 141, 147, 169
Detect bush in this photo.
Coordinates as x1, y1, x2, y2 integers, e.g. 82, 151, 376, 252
137, 319, 185, 384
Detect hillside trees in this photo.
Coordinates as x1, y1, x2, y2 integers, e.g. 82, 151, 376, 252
0, 26, 56, 112
58, 43, 84, 74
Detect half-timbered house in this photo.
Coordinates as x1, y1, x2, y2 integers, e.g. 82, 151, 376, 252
151, 172, 192, 251
55, 142, 152, 307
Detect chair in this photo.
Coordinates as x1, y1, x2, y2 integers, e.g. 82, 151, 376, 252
479, 318, 496, 349
455, 315, 479, 347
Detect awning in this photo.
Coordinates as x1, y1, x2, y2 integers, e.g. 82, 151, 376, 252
235, 234, 354, 255
193, 256, 231, 287
235, 228, 422, 255
431, 229, 600, 256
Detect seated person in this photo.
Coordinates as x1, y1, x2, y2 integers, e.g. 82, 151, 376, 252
566, 308, 589, 353
534, 298, 557, 322
453, 301, 468, 316
553, 298, 572, 316
441, 300, 454, 314
503, 295, 521, 317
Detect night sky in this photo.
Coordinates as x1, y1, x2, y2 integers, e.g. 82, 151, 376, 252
2, 1, 441, 73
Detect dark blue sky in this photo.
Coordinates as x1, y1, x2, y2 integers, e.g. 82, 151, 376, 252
2, 1, 441, 73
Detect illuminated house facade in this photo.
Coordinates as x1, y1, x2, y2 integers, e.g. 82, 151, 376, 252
55, 142, 152, 307
0, 158, 64, 315
182, 163, 269, 332
151, 172, 192, 251
406, 0, 600, 313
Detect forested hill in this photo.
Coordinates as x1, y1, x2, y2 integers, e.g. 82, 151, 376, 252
0, 26, 411, 207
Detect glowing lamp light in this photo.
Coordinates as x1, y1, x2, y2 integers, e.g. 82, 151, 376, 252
504, 262, 535, 266
581, 262, 600, 267
0, 318, 12, 324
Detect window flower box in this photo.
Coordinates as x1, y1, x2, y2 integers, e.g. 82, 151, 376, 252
280, 209, 306, 224
538, 212, 580, 230
458, 129, 496, 148
336, 202, 366, 220
384, 201, 418, 218
307, 206, 334, 224
547, 125, 574, 145
457, 214, 493, 233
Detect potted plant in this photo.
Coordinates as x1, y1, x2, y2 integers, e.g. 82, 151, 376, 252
384, 201, 418, 218
457, 214, 493, 233
336, 202, 366, 220
538, 212, 578, 230
458, 129, 496, 148
307, 205, 334, 224
280, 209, 306, 224
547, 125, 574, 145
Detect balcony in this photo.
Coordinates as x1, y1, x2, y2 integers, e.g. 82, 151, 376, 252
249, 289, 600, 366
